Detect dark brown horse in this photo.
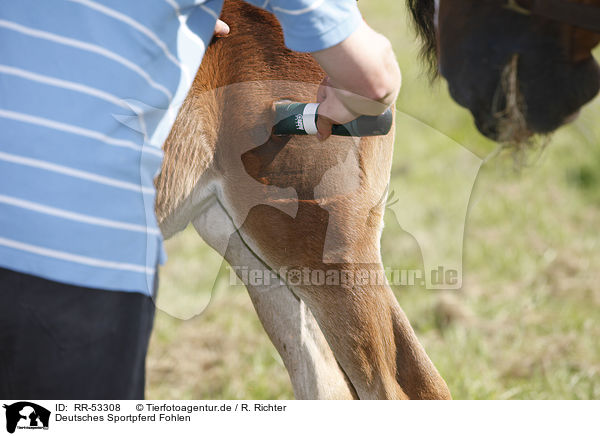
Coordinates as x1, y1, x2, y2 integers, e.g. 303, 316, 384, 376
407, 0, 600, 141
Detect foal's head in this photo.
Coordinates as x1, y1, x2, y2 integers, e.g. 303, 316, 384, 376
408, 0, 600, 141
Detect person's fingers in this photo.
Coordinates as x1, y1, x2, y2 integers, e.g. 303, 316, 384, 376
317, 86, 326, 103
315, 79, 360, 140
316, 114, 333, 141
318, 95, 358, 124
214, 19, 230, 37
317, 77, 330, 103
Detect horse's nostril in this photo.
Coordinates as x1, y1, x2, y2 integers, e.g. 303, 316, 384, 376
474, 114, 500, 141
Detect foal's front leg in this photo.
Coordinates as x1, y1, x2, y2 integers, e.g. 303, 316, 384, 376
191, 194, 357, 399
238, 200, 452, 400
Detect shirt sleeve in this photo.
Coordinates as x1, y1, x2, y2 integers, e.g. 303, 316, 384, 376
245, 0, 363, 52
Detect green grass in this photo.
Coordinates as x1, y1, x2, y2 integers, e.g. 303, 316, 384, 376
147, 0, 600, 399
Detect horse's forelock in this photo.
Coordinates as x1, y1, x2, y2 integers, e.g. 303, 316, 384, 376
406, 0, 438, 78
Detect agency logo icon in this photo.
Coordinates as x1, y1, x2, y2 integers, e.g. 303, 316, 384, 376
3, 402, 50, 434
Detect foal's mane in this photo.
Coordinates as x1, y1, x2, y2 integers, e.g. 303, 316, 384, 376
406, 0, 438, 78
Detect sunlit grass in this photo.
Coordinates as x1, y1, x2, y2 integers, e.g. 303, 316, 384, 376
147, 0, 600, 400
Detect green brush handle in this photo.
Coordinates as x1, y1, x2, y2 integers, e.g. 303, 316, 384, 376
273, 102, 393, 137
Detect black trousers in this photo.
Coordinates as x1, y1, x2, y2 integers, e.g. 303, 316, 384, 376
0, 267, 156, 400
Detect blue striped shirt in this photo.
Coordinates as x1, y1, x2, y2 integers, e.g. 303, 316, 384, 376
0, 0, 362, 296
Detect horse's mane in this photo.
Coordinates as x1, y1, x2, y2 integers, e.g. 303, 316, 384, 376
405, 0, 438, 78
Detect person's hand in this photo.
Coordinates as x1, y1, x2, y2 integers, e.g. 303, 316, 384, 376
214, 19, 230, 37
312, 21, 401, 140
316, 77, 359, 140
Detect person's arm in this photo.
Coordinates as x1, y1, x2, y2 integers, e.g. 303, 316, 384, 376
311, 21, 401, 139
246, 0, 400, 139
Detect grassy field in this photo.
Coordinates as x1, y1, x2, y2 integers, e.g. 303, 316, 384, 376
146, 0, 600, 399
